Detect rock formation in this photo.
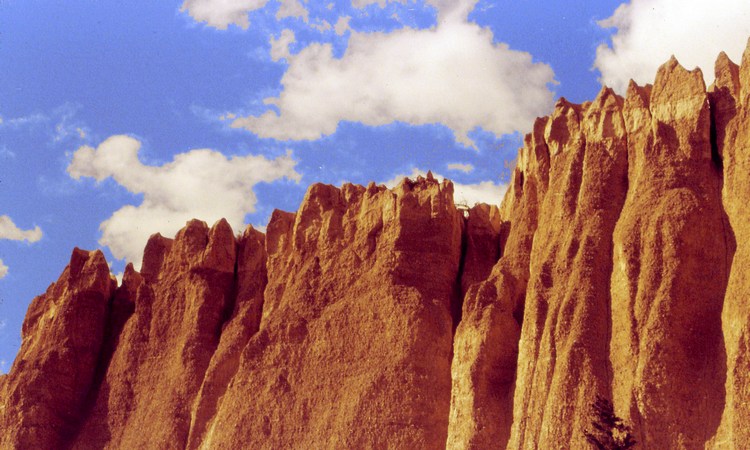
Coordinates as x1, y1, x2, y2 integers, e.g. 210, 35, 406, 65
4, 42, 750, 449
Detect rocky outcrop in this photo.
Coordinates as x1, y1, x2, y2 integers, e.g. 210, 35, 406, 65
71, 219, 238, 449
5, 42, 750, 450
0, 249, 115, 449
711, 45, 750, 448
608, 58, 728, 448
448, 42, 750, 449
447, 116, 549, 449
195, 177, 463, 449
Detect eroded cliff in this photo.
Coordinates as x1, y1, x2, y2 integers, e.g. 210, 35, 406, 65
4, 42, 750, 449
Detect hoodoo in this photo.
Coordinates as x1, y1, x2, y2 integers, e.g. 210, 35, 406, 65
4, 41, 750, 449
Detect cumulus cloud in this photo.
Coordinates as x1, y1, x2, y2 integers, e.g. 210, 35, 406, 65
595, 0, 750, 93
384, 168, 506, 206
334, 16, 351, 36
277, 0, 308, 21
181, 0, 268, 29
181, 0, 309, 29
0, 259, 7, 279
271, 29, 296, 62
68, 135, 301, 266
0, 216, 42, 243
232, 0, 555, 147
447, 163, 473, 173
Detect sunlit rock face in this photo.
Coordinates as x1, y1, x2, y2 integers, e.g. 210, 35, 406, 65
4, 43, 750, 450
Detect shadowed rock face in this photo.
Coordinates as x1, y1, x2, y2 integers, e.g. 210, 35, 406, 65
0, 249, 115, 449
5, 43, 750, 450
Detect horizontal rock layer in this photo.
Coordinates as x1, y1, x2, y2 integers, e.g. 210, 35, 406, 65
3, 42, 750, 449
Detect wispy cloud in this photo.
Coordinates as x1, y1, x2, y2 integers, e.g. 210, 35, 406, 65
447, 163, 474, 174
0, 216, 43, 243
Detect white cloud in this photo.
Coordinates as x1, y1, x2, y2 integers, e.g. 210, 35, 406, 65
0, 216, 43, 243
384, 168, 506, 206
353, 0, 477, 22
277, 0, 308, 21
334, 16, 351, 36
595, 0, 750, 93
232, 2, 554, 148
67, 135, 301, 267
0, 260, 7, 280
181, 0, 308, 29
180, 0, 269, 29
447, 162, 473, 173
270, 29, 296, 62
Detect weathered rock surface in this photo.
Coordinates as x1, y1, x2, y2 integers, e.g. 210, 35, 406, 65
196, 176, 463, 449
711, 43, 750, 449
448, 115, 549, 449
5, 43, 750, 450
71, 219, 238, 449
0, 249, 115, 449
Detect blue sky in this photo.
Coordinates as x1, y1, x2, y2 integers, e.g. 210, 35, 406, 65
1, 0, 749, 371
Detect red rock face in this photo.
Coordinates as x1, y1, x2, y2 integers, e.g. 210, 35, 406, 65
609, 58, 728, 448
711, 41, 750, 448
448, 116, 549, 449
5, 45, 750, 450
0, 249, 115, 449
72, 219, 238, 449
195, 177, 463, 449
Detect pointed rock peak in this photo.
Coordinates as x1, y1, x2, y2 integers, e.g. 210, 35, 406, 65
524, 116, 548, 152
121, 262, 143, 291
173, 219, 211, 265
141, 232, 174, 281
551, 97, 584, 120
240, 224, 265, 245
69, 248, 109, 278
265, 209, 296, 256
653, 54, 707, 102
625, 80, 651, 109
203, 218, 237, 273
395, 176, 414, 194
303, 182, 342, 210
209, 218, 234, 241
739, 36, 750, 103
553, 96, 574, 111
341, 182, 365, 203
426, 170, 435, 181
742, 35, 750, 69
65, 248, 113, 295
208, 218, 235, 244
590, 86, 623, 112
545, 98, 583, 155
240, 223, 257, 237
712, 51, 740, 95
533, 116, 549, 137
176, 219, 209, 243
69, 247, 92, 278
440, 178, 454, 196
